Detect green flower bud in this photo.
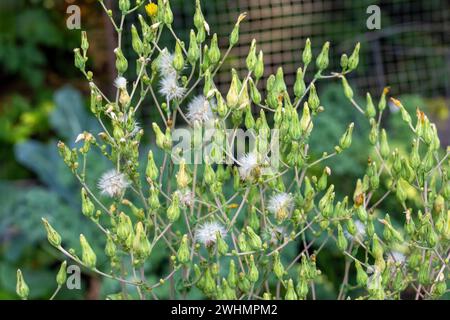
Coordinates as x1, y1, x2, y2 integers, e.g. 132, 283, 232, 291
378, 87, 389, 112
380, 129, 390, 158
131, 25, 144, 56
203, 267, 216, 297
285, 279, 298, 300
273, 251, 285, 279
193, 0, 204, 30
119, 0, 130, 13
238, 272, 251, 293
74, 48, 85, 71
296, 278, 308, 299
226, 69, 240, 108
173, 42, 184, 72
369, 118, 378, 145
404, 211, 416, 237
56, 261, 67, 286
133, 222, 151, 259
249, 78, 261, 105
430, 123, 441, 150
433, 276, 447, 297
355, 261, 368, 287
80, 234, 97, 268
339, 122, 354, 150
427, 229, 438, 248
16, 269, 29, 300
274, 67, 287, 93
294, 68, 306, 98
396, 178, 408, 203
208, 34, 221, 65
244, 107, 255, 130
418, 262, 430, 285
408, 251, 421, 269
337, 224, 348, 251
382, 214, 393, 242
369, 170, 379, 191
262, 292, 272, 300
371, 234, 384, 260
238, 232, 249, 252
167, 194, 181, 222
145, 150, 158, 182
117, 212, 132, 242
308, 83, 320, 113
290, 110, 301, 140
423, 148, 435, 172
148, 185, 160, 210
238, 81, 250, 109
114, 48, 128, 75
317, 167, 330, 191
246, 226, 262, 250
340, 53, 348, 71
177, 234, 190, 264
254, 50, 264, 79
216, 92, 228, 117
164, 0, 173, 25
356, 206, 368, 222
105, 235, 116, 258
400, 158, 415, 183
196, 26, 206, 44
221, 278, 237, 300
81, 188, 95, 218
42, 218, 62, 247
229, 13, 246, 47
204, 163, 216, 185
248, 255, 259, 283
347, 42, 360, 71
302, 38, 312, 66
300, 102, 313, 136
341, 77, 353, 100
216, 232, 229, 256
246, 39, 257, 71
80, 30, 89, 53
187, 30, 200, 64
366, 92, 376, 118
152, 122, 165, 149
227, 260, 238, 288
176, 160, 191, 189
316, 41, 330, 71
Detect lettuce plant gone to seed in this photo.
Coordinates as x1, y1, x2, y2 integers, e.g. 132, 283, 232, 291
16, 0, 449, 300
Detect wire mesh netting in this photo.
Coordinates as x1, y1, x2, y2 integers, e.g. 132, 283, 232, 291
117, 0, 450, 100
118, 0, 450, 99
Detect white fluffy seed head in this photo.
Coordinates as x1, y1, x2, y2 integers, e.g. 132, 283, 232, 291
158, 50, 176, 76
367, 267, 383, 292
387, 250, 406, 264
159, 75, 186, 101
98, 169, 130, 198
238, 152, 259, 181
114, 76, 128, 89
176, 189, 195, 207
268, 226, 287, 246
130, 122, 141, 137
195, 221, 226, 247
186, 95, 215, 123
344, 220, 366, 241
267, 192, 293, 215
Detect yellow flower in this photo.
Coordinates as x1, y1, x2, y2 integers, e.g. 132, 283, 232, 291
390, 97, 403, 108
145, 3, 158, 17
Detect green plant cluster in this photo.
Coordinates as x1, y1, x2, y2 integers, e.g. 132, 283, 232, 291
14, 0, 449, 300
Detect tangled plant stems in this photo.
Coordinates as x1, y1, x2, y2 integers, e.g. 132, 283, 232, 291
16, 0, 449, 300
